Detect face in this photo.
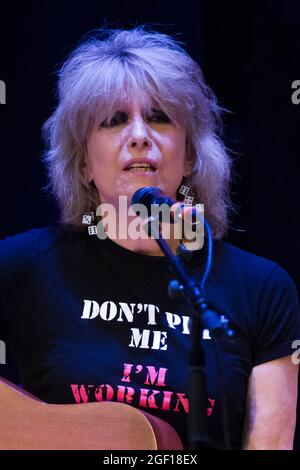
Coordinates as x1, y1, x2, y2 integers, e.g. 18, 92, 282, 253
85, 101, 188, 208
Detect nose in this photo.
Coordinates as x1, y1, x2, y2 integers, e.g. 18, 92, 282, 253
127, 116, 152, 151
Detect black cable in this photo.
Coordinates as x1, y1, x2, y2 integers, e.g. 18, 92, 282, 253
199, 218, 213, 290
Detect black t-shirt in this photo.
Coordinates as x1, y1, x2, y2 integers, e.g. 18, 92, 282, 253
0, 226, 299, 449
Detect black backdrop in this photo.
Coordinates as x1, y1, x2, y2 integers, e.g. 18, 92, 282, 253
0, 0, 299, 448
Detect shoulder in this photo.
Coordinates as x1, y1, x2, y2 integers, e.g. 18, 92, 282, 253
214, 240, 277, 271
211, 240, 299, 314
213, 240, 293, 287
213, 241, 300, 362
0, 225, 85, 246
215, 239, 300, 325
0, 226, 57, 258
0, 226, 85, 269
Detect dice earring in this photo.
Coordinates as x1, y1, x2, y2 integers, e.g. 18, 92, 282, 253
178, 181, 194, 206
82, 210, 94, 226
82, 176, 97, 235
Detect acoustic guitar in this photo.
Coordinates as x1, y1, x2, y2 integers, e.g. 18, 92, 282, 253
0, 377, 183, 450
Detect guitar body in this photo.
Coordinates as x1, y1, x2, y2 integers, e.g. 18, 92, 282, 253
0, 377, 183, 450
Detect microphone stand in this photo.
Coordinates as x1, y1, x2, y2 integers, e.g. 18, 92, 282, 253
144, 216, 233, 450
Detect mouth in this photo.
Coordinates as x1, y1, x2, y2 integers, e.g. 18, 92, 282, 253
123, 161, 157, 174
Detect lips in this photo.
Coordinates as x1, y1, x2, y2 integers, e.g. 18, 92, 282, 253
123, 159, 157, 172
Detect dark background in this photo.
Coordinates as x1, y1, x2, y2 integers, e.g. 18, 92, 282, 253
0, 0, 299, 448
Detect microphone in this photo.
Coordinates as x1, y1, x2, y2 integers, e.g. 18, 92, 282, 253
132, 186, 173, 209
131, 186, 201, 224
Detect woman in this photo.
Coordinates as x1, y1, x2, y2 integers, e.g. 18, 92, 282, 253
0, 26, 299, 450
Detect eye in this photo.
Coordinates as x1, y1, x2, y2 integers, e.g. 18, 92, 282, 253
146, 109, 171, 124
100, 111, 128, 128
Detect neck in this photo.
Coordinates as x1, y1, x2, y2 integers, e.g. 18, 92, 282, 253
112, 234, 180, 256
100, 209, 181, 256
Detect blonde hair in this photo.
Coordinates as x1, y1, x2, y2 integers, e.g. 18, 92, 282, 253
43, 26, 232, 238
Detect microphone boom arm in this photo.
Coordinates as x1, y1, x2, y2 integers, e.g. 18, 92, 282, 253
143, 215, 233, 450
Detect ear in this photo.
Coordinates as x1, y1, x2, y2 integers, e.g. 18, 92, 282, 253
81, 155, 93, 183
183, 158, 190, 178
